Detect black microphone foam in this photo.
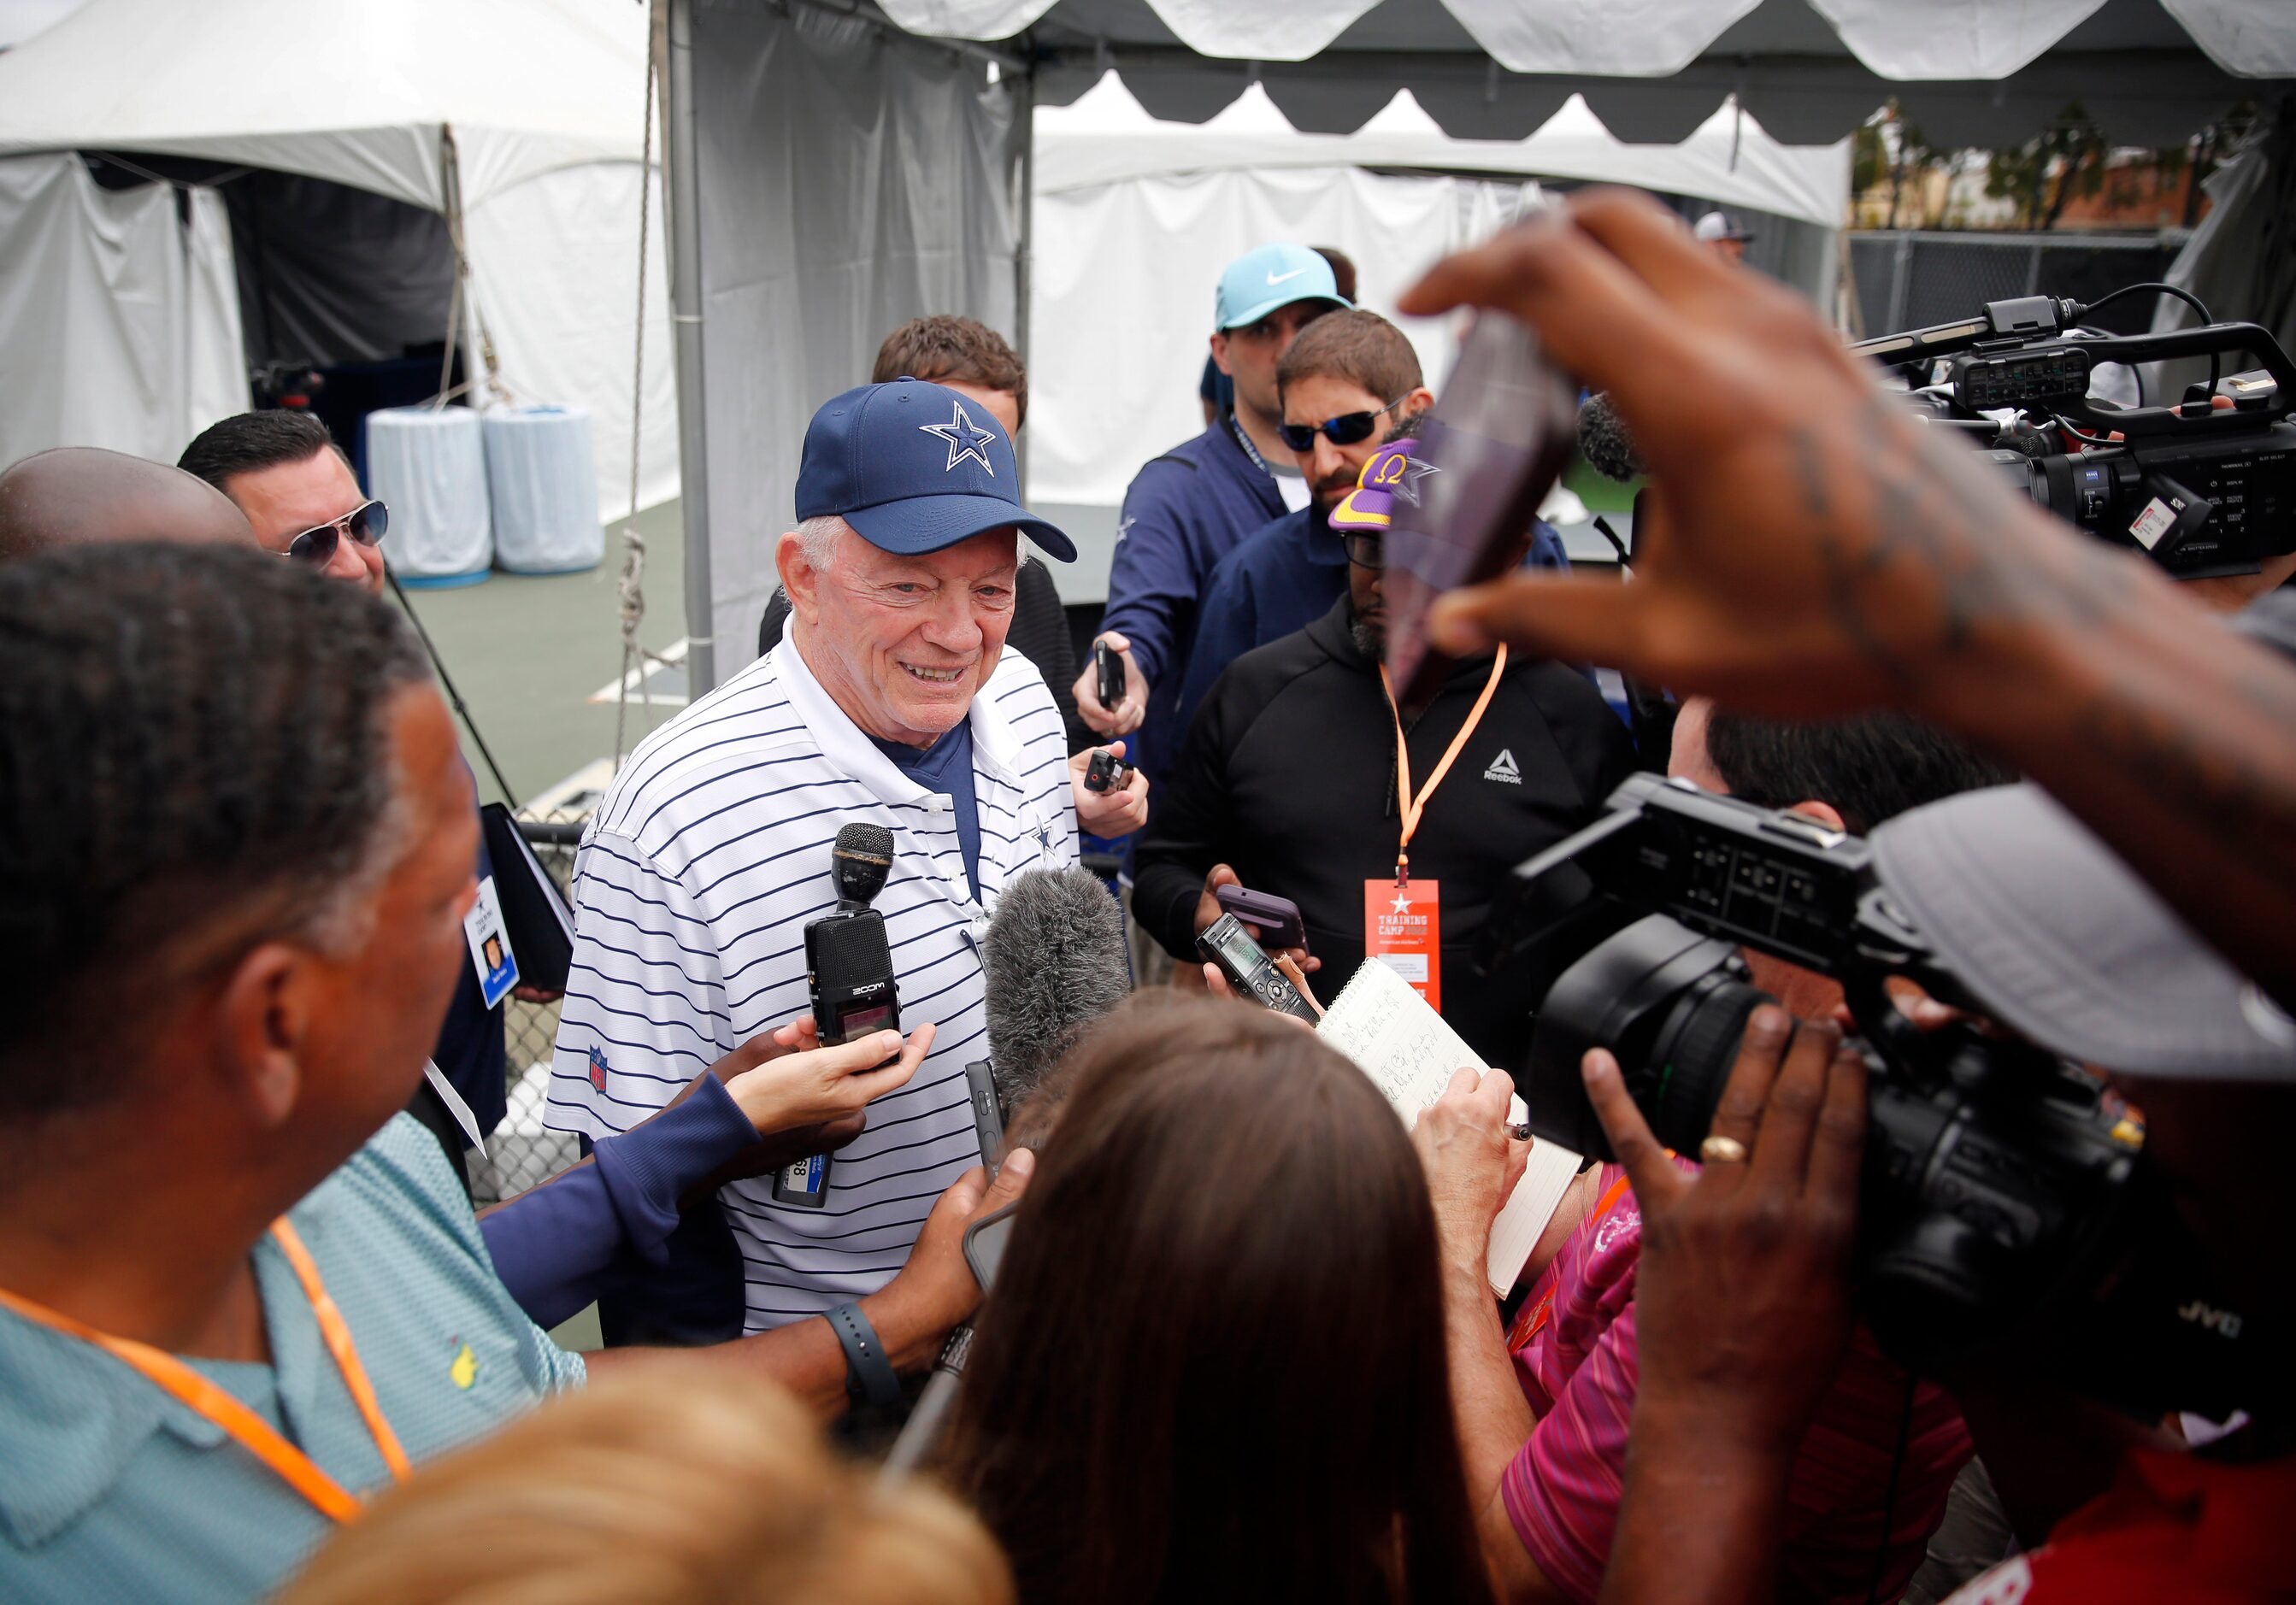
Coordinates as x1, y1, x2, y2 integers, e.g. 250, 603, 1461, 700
1576, 391, 1645, 483
831, 821, 894, 907
983, 866, 1131, 1110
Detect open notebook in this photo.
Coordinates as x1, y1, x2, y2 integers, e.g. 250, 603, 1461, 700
1316, 959, 1583, 1296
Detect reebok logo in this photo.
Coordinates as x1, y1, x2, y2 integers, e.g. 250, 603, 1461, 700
1484, 749, 1522, 785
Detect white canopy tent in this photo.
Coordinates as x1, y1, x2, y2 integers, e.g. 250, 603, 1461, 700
672, 0, 2293, 693
0, 0, 678, 516
1026, 72, 1851, 561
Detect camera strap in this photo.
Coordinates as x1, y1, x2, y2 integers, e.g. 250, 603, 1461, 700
1377, 646, 1509, 885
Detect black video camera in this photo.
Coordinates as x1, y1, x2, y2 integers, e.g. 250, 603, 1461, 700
776, 823, 903, 1209
1856, 295, 2296, 579
1487, 773, 2260, 1420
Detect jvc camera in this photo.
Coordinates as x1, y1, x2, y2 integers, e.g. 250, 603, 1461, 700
1487, 773, 2261, 1420
1857, 294, 2295, 579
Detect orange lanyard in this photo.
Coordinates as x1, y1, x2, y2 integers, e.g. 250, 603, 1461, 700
0, 1218, 411, 1523
1378, 645, 1509, 882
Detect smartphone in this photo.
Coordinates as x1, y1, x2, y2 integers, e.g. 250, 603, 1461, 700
1094, 638, 1125, 711
1383, 309, 1578, 714
963, 1202, 1021, 1291
1214, 884, 1306, 949
964, 1059, 1006, 1175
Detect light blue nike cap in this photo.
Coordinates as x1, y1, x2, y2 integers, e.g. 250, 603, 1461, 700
1214, 243, 1351, 331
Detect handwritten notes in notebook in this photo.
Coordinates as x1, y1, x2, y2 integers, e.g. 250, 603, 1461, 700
1317, 958, 1584, 1296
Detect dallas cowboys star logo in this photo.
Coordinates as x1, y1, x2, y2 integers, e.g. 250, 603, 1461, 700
1389, 891, 1413, 914
919, 399, 1000, 476
1033, 819, 1054, 859
1392, 457, 1441, 509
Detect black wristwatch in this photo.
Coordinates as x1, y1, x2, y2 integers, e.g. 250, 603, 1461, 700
823, 1301, 904, 1411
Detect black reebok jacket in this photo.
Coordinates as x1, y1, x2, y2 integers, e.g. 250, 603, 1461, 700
1135, 596, 1637, 1076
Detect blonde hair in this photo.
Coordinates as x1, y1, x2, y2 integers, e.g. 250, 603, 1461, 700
280, 1364, 1014, 1605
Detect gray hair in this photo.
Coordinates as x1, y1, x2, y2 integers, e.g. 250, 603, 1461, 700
795, 514, 851, 573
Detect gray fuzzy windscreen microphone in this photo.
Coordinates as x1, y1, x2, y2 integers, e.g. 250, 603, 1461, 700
983, 866, 1132, 1108
1575, 391, 1645, 484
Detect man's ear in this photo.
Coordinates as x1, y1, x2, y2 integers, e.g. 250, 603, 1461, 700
1403, 385, 1435, 420
1208, 331, 1234, 379
775, 531, 817, 627
1787, 799, 1847, 833
217, 943, 311, 1131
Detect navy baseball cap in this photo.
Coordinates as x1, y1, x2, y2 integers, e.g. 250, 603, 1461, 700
795, 378, 1075, 561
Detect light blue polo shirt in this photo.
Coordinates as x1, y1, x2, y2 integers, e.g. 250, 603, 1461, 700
0, 1114, 586, 1603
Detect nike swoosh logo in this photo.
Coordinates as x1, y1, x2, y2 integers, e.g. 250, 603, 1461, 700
1265, 268, 1310, 285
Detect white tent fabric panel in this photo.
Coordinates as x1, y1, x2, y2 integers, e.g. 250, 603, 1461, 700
464, 160, 680, 521
1037, 74, 1851, 229
1025, 162, 1545, 510
0, 155, 246, 469
0, 0, 649, 210
686, 1, 1027, 672
877, 0, 2293, 80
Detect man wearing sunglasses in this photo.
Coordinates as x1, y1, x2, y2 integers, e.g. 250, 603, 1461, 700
1135, 433, 1634, 1069
181, 409, 504, 1189
1175, 310, 1575, 742
1074, 244, 1345, 802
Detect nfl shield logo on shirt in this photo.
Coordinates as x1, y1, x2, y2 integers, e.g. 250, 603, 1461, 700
588, 1044, 609, 1092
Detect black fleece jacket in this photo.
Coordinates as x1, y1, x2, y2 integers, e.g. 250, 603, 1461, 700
1135, 595, 1637, 1075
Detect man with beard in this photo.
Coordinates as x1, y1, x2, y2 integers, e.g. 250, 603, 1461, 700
1172, 311, 1570, 742
1133, 437, 1633, 1068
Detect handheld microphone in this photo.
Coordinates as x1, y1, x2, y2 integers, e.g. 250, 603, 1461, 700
1575, 391, 1645, 483
775, 823, 902, 1209
982, 865, 1133, 1126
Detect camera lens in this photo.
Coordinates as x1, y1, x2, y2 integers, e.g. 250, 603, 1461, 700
1523, 914, 1775, 1161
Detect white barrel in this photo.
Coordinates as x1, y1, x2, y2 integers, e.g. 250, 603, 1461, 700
366, 405, 492, 583
484, 405, 605, 574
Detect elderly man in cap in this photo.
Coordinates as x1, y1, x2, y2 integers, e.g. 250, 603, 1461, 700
548, 379, 1146, 1343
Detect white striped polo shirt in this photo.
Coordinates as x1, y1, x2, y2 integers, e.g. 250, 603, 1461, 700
545, 632, 1079, 1332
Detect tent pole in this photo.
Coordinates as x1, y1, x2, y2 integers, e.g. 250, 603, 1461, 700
1013, 66, 1034, 486
665, 0, 717, 699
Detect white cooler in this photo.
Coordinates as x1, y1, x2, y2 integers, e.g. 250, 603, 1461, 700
366, 405, 492, 587
484, 405, 604, 575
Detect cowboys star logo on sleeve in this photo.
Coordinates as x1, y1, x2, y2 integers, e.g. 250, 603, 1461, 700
920, 398, 1001, 475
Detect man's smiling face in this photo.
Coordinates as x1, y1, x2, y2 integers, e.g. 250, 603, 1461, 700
784, 524, 1020, 747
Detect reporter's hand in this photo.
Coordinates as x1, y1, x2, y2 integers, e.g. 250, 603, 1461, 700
1191, 863, 1319, 973
1070, 739, 1150, 836
1071, 631, 1146, 737
1584, 1006, 1866, 1455
717, 1020, 934, 1134
1411, 1067, 1530, 1267
1398, 189, 2144, 721
867, 1149, 1037, 1370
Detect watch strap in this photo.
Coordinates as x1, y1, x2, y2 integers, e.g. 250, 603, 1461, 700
823, 1301, 904, 1410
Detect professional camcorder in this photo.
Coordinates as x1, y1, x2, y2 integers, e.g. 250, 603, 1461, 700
1855, 292, 2295, 579
1485, 773, 2264, 1420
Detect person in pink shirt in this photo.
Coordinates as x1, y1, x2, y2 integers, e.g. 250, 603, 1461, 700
1416, 704, 2007, 1602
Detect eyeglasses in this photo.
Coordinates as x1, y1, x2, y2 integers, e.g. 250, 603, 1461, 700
1278, 397, 1409, 454
1341, 532, 1385, 570
286, 499, 389, 567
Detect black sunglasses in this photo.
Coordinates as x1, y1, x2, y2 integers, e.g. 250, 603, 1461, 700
286, 498, 389, 566
1341, 532, 1385, 570
1278, 396, 1408, 454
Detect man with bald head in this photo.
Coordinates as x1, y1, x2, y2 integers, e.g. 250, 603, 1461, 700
0, 447, 252, 562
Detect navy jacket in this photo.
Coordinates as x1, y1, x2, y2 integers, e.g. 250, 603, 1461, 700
1174, 507, 1575, 744
1098, 414, 1286, 785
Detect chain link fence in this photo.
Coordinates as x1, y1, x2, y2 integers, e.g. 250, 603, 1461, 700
468, 807, 592, 1206
1846, 231, 2186, 342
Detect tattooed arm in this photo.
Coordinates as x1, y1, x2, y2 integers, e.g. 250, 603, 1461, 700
1398, 191, 2296, 1008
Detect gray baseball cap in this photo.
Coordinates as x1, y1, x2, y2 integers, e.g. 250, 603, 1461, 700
1867, 589, 2296, 1081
